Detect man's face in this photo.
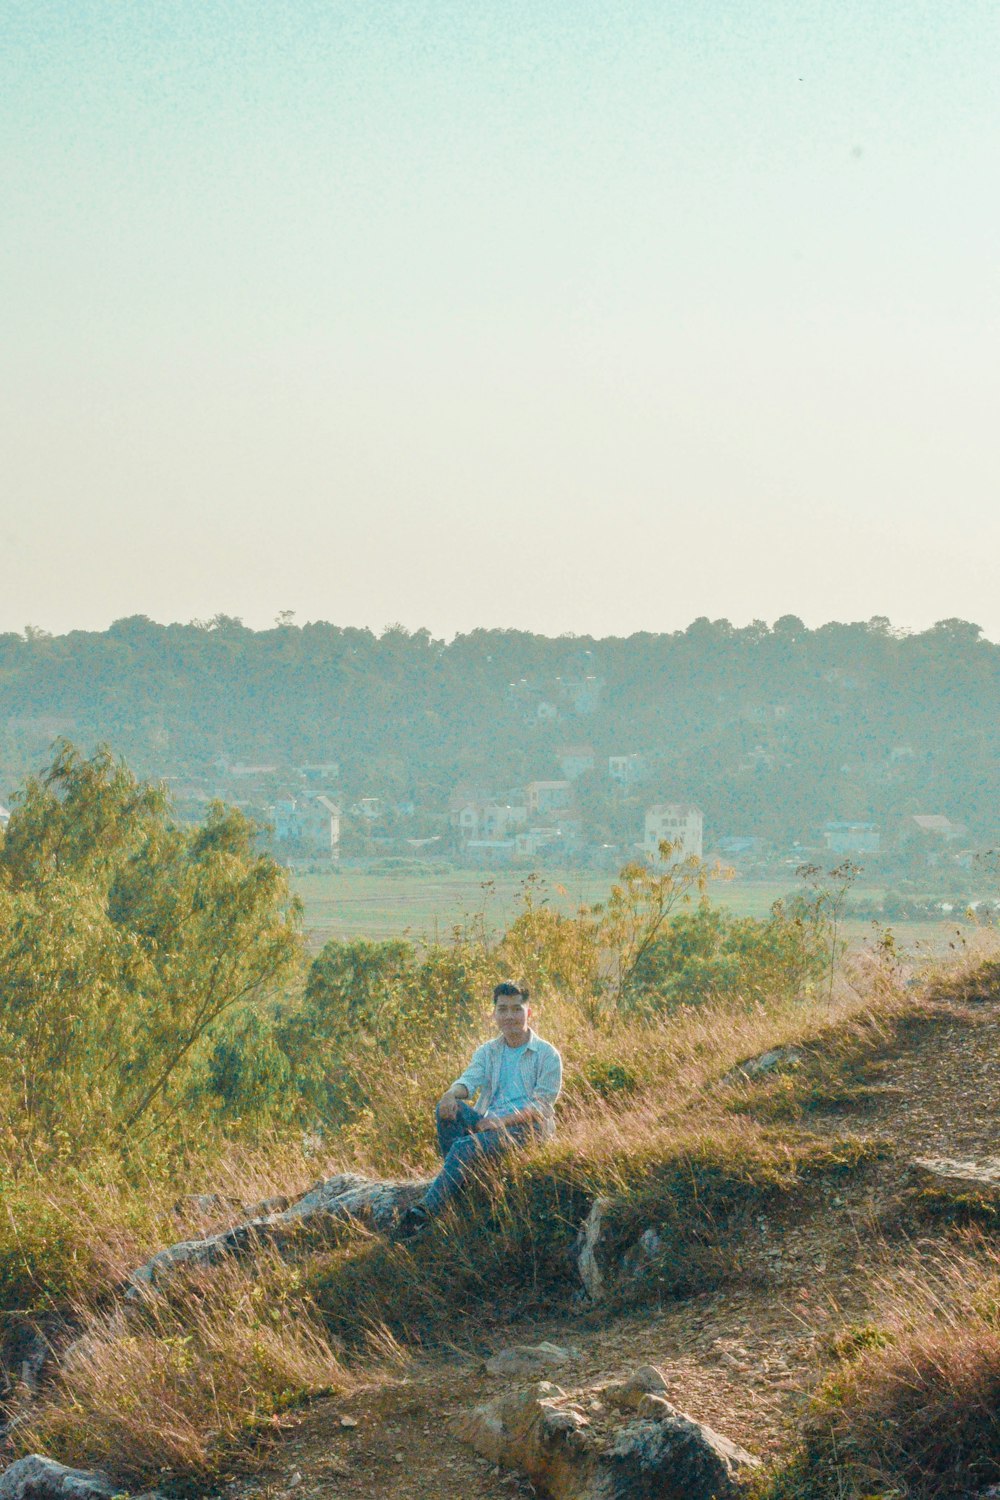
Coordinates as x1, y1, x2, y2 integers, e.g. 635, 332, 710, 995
494, 995, 531, 1043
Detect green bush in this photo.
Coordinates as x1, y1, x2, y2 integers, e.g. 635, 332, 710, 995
627, 901, 825, 1011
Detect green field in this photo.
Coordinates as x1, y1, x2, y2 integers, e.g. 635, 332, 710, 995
291, 865, 959, 953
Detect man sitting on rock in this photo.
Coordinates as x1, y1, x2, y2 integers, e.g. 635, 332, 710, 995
397, 982, 562, 1237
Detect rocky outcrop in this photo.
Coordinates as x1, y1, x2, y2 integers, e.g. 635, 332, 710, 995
576, 1197, 612, 1303
575, 1200, 666, 1306
128, 1173, 429, 1293
599, 1404, 760, 1499
0, 1455, 161, 1500
912, 1157, 1000, 1192
453, 1373, 760, 1499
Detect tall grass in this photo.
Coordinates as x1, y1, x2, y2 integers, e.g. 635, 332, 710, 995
0, 865, 953, 1489
13, 1253, 351, 1485
778, 1241, 1000, 1499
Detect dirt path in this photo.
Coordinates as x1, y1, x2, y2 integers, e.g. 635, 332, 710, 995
227, 996, 1000, 1500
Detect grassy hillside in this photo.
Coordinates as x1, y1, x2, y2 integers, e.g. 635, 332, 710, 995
2, 614, 999, 849
2, 746, 1000, 1497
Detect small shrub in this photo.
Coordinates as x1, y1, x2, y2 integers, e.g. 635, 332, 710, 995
583, 1057, 639, 1099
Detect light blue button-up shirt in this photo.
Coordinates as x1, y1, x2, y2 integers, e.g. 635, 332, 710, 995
451, 1029, 563, 1138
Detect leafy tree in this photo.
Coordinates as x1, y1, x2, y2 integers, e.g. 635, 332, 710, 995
0, 743, 301, 1157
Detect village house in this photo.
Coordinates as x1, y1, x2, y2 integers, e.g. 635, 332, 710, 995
481, 801, 528, 837
823, 821, 880, 855
558, 746, 596, 780
608, 753, 646, 787
526, 780, 573, 817
0, 803, 9, 831
450, 799, 480, 841
449, 797, 528, 844
271, 794, 340, 860
903, 814, 968, 843
643, 803, 704, 863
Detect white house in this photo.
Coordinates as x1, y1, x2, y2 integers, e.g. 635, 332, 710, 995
451, 800, 527, 843
0, 804, 9, 831
271, 795, 340, 859
451, 800, 481, 840
480, 801, 528, 838
644, 803, 703, 864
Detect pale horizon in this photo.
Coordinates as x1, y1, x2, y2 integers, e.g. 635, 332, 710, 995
3, 2, 999, 641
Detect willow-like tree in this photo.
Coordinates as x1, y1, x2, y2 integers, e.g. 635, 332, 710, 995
0, 742, 302, 1158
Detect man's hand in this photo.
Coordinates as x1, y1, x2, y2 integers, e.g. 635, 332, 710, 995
476, 1104, 542, 1134
437, 1089, 461, 1120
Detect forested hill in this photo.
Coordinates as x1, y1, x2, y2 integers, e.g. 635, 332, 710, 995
2, 614, 998, 845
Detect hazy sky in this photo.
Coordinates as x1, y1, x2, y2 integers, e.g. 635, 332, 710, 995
2, 1, 998, 640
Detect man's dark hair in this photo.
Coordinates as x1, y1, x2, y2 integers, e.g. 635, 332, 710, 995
493, 981, 529, 1005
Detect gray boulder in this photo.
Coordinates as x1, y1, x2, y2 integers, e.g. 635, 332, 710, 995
912, 1157, 1000, 1192
128, 1172, 429, 1293
486, 1342, 582, 1377
0, 1455, 153, 1500
453, 1373, 759, 1499
600, 1411, 759, 1499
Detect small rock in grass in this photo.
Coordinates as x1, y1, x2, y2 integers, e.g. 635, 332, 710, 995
603, 1364, 670, 1410
637, 1394, 682, 1421
0, 1455, 155, 1500
485, 1341, 581, 1376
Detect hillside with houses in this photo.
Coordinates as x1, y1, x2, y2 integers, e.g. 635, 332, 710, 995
0, 614, 997, 888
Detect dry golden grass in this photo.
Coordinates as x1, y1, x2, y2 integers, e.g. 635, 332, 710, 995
919, 924, 1000, 1005
0, 938, 941, 1488
14, 1253, 352, 1486
795, 1240, 1000, 1499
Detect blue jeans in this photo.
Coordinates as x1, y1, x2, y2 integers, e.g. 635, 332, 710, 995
420, 1100, 532, 1216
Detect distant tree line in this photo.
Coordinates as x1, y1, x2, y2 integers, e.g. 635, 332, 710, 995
1, 613, 998, 846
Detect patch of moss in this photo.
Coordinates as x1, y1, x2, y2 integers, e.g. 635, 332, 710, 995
908, 1186, 1000, 1231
